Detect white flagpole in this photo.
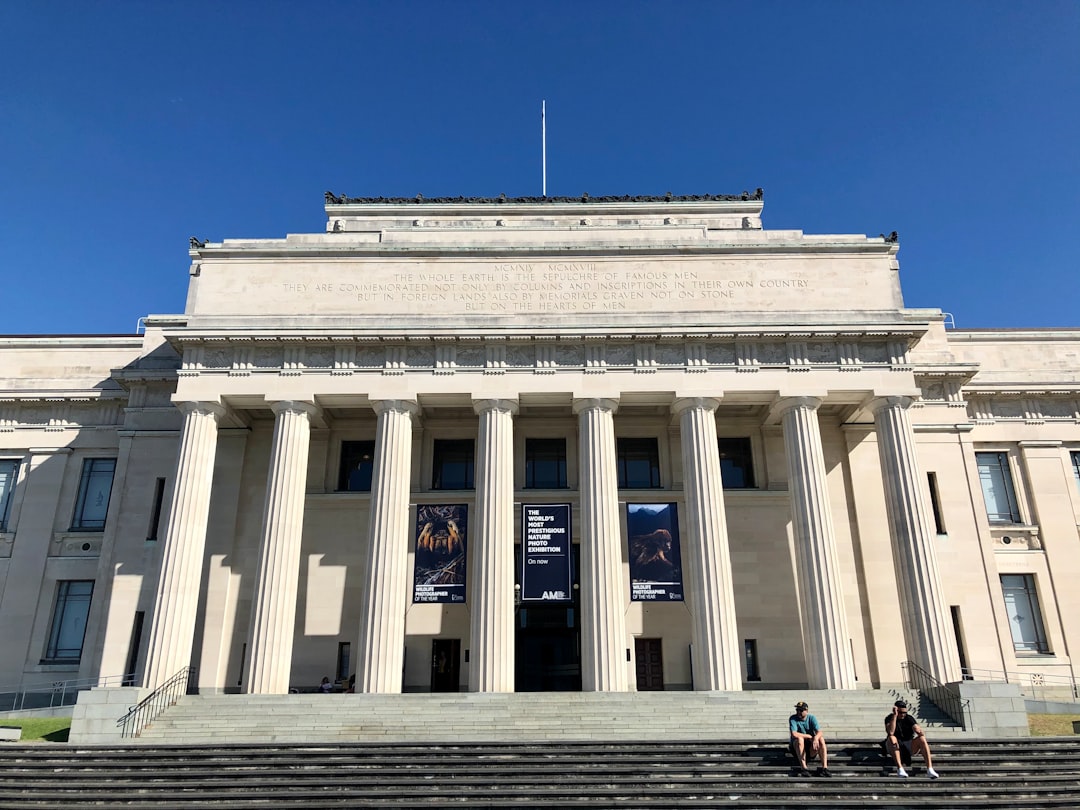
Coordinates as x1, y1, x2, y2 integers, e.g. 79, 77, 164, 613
542, 100, 547, 197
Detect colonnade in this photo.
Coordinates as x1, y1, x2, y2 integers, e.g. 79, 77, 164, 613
141, 392, 957, 694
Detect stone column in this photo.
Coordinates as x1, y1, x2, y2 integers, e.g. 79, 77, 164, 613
244, 400, 318, 694
573, 398, 629, 692
870, 395, 958, 683
469, 398, 517, 692
142, 401, 225, 690
356, 399, 418, 693
672, 397, 742, 690
777, 396, 857, 689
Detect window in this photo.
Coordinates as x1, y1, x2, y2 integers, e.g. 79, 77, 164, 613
1000, 574, 1049, 654
1072, 451, 1080, 494
718, 438, 756, 489
71, 458, 116, 531
336, 642, 351, 683
976, 452, 1021, 523
44, 580, 94, 662
525, 438, 568, 489
338, 440, 376, 492
927, 472, 946, 534
146, 477, 166, 542
0, 458, 17, 531
432, 439, 474, 490
617, 438, 661, 488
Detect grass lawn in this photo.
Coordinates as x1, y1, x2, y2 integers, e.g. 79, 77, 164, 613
0, 717, 72, 742
1028, 713, 1080, 737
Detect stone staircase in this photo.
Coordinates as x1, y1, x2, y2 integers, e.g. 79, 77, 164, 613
1, 738, 1079, 808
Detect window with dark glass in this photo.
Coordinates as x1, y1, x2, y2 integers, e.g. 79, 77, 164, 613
45, 580, 94, 662
0, 458, 17, 531
338, 440, 376, 492
432, 439, 475, 490
976, 451, 1021, 523
1000, 574, 1049, 654
71, 458, 116, 531
616, 438, 661, 489
1072, 451, 1080, 494
717, 437, 755, 489
525, 438, 568, 489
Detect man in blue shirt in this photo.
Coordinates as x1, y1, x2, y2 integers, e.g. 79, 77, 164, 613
789, 701, 831, 777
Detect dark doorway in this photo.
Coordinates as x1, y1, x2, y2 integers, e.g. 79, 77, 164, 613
431, 639, 460, 692
635, 638, 664, 690
515, 543, 581, 691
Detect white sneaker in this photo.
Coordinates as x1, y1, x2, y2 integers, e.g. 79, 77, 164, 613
927, 768, 939, 779
897, 767, 909, 778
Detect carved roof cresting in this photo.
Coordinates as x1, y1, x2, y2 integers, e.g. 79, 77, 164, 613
324, 190, 765, 205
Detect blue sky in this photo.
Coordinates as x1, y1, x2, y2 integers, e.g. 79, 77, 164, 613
2, 1, 1077, 335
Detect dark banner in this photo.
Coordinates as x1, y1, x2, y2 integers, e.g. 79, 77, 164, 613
413, 504, 468, 603
627, 503, 683, 602
521, 504, 573, 601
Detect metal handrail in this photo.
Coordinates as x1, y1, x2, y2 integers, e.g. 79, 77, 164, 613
961, 666, 1080, 701
901, 660, 969, 730
116, 667, 195, 738
0, 674, 135, 714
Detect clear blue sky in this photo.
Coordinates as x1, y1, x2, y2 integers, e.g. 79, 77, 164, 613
2, 1, 1077, 335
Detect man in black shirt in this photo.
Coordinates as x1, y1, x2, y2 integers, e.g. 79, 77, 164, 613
884, 700, 939, 778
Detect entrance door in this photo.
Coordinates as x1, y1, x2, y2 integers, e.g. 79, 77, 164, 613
635, 638, 664, 691
431, 639, 460, 692
515, 543, 581, 691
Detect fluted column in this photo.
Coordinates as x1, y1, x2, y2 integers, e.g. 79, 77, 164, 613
778, 397, 857, 689
142, 401, 225, 690
356, 399, 418, 693
672, 397, 742, 690
573, 397, 629, 692
245, 400, 318, 694
871, 396, 958, 682
469, 398, 518, 692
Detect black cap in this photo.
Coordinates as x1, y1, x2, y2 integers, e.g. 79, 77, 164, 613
894, 700, 908, 709
795, 701, 809, 710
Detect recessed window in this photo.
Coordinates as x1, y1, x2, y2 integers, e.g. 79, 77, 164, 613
44, 580, 94, 663
71, 458, 116, 531
0, 459, 18, 531
432, 439, 475, 490
976, 452, 1021, 523
927, 472, 946, 534
525, 438, 568, 489
616, 438, 661, 489
146, 477, 166, 542
1071, 451, 1080, 494
1000, 574, 1049, 654
338, 440, 376, 492
718, 438, 755, 489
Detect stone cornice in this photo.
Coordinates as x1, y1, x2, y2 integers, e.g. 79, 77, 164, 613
325, 191, 764, 205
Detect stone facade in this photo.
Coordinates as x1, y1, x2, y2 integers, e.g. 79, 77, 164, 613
2, 197, 1079, 699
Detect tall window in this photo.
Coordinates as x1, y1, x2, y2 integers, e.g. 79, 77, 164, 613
525, 438, 568, 489
0, 459, 17, 531
338, 441, 376, 492
976, 452, 1021, 523
45, 580, 94, 662
1000, 574, 1049, 654
432, 439, 475, 490
71, 458, 116, 531
717, 438, 755, 489
1072, 451, 1080, 494
616, 438, 661, 489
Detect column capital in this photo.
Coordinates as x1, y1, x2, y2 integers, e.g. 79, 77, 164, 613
672, 396, 721, 416
175, 400, 227, 421
572, 397, 619, 415
472, 398, 519, 416
772, 395, 823, 419
267, 399, 321, 419
867, 394, 916, 414
370, 398, 420, 418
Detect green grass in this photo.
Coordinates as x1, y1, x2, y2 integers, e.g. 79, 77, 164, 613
1028, 713, 1080, 737
0, 717, 71, 742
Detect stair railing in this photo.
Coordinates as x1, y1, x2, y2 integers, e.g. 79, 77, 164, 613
901, 660, 969, 729
116, 667, 195, 738
961, 666, 1080, 702
0, 673, 135, 714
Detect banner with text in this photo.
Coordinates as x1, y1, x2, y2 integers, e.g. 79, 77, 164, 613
413, 504, 468, 604
521, 504, 573, 602
627, 503, 683, 602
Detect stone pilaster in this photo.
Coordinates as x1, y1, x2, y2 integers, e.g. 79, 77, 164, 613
143, 401, 225, 690
672, 397, 742, 690
777, 396, 857, 689
870, 395, 958, 683
356, 399, 418, 693
244, 400, 318, 694
469, 398, 518, 692
573, 398, 629, 691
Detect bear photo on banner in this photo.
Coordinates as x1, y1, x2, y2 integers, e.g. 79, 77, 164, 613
413, 504, 468, 603
626, 503, 683, 601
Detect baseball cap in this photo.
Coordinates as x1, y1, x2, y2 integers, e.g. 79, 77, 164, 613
794, 701, 809, 710
894, 700, 908, 709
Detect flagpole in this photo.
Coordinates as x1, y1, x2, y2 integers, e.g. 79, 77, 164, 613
542, 100, 547, 198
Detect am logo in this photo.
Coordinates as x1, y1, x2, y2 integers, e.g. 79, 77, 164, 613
541, 590, 567, 600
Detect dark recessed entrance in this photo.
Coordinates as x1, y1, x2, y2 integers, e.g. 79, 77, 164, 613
430, 638, 461, 692
515, 544, 581, 691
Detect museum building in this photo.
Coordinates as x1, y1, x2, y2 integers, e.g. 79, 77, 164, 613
1, 192, 1079, 699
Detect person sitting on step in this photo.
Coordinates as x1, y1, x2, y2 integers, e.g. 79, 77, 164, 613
789, 701, 831, 777
885, 700, 939, 778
